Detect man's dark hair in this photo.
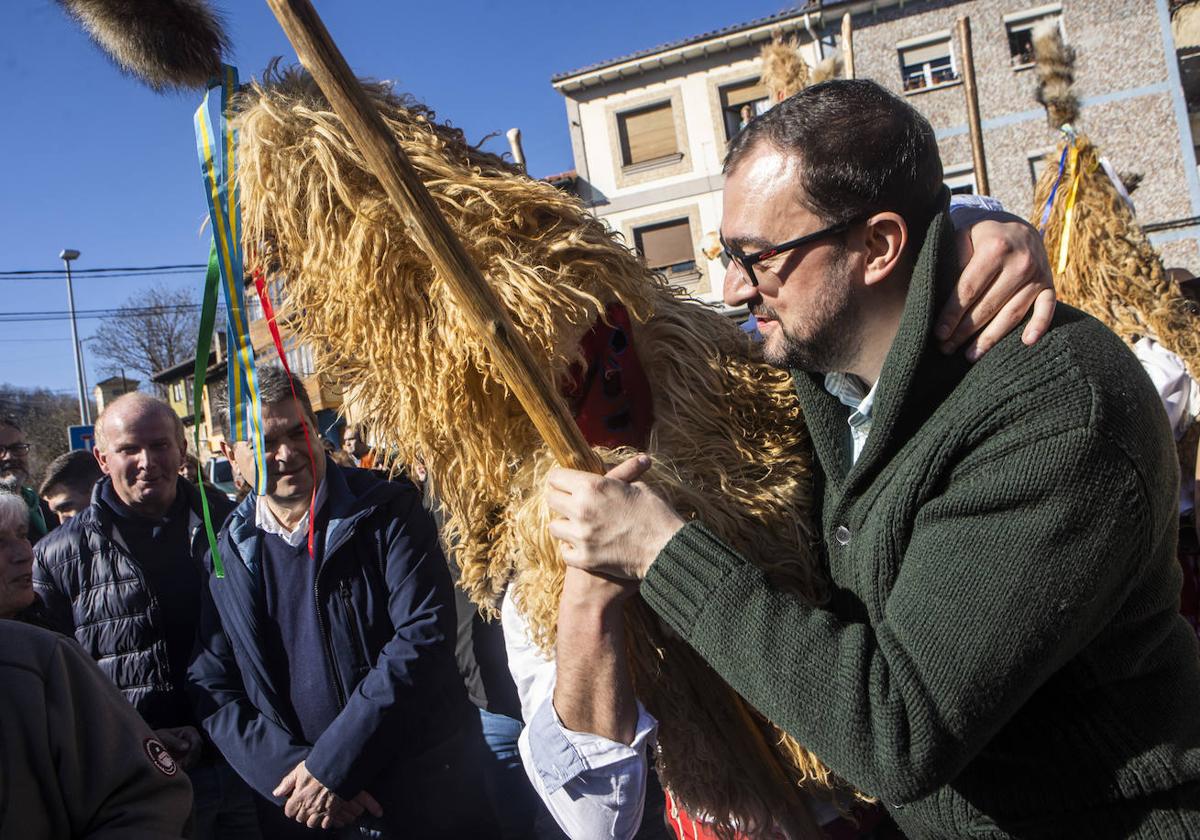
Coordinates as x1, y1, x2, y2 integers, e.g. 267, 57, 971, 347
725, 79, 944, 239
212, 365, 315, 436
0, 415, 20, 434
39, 450, 102, 496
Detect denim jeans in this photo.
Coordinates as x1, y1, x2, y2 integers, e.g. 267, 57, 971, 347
479, 708, 566, 839
189, 759, 262, 840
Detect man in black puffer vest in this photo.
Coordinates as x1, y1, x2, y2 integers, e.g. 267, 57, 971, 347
33, 393, 260, 840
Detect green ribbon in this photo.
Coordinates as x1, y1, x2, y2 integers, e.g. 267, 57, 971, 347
193, 242, 225, 578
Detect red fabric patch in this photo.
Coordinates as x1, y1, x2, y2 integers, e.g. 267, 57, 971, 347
562, 303, 654, 449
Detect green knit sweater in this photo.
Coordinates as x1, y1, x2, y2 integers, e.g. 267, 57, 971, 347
642, 206, 1200, 838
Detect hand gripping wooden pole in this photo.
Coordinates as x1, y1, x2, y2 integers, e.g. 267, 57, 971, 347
264, 1, 818, 833
264, 0, 603, 476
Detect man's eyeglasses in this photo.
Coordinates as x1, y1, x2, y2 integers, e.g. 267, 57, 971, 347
720, 218, 856, 288
0, 444, 30, 456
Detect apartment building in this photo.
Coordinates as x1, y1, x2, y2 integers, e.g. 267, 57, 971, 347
551, 0, 1200, 307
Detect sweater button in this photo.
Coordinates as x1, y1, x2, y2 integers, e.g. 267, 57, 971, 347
834, 525, 851, 546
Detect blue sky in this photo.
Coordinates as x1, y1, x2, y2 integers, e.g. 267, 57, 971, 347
0, 0, 788, 395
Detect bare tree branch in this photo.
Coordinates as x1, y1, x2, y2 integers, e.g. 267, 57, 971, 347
91, 285, 202, 397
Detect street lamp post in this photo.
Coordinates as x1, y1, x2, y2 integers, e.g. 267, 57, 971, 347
59, 249, 90, 426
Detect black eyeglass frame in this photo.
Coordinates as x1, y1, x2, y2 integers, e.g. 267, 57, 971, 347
0, 443, 31, 456
720, 217, 857, 287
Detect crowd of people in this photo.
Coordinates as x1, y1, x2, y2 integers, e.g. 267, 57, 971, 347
1, 79, 1199, 840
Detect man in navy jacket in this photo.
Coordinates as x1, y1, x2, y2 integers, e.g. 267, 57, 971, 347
189, 367, 489, 838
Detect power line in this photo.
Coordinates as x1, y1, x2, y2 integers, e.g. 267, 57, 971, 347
0, 304, 203, 323
0, 263, 207, 278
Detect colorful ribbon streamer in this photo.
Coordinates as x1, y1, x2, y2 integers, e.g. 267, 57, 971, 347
1038, 144, 1071, 231
192, 244, 225, 577
1057, 143, 1083, 274
253, 268, 318, 560
194, 64, 268, 495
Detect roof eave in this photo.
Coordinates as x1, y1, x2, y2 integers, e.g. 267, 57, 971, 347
551, 0, 907, 94
551, 10, 814, 93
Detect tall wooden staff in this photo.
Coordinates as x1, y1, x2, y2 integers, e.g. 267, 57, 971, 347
264, 0, 602, 477
957, 16, 991, 195
841, 13, 856, 80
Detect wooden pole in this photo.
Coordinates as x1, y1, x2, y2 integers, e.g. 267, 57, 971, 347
957, 16, 990, 195
841, 13, 855, 80
263, 0, 602, 475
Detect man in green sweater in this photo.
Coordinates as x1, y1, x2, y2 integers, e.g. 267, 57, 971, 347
546, 80, 1200, 837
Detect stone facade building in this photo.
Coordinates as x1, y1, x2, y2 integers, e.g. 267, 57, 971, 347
551, 0, 1200, 308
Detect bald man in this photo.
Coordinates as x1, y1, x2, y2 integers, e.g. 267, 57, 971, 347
33, 393, 260, 840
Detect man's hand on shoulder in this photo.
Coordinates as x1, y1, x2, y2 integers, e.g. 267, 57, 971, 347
546, 455, 685, 581
940, 211, 1056, 360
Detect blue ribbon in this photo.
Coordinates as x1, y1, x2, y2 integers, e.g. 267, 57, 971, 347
194, 65, 268, 494
1038, 143, 1071, 231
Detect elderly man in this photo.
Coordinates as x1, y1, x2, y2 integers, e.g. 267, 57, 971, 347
190, 366, 489, 838
39, 449, 103, 524
32, 393, 258, 840
0, 416, 54, 542
544, 81, 1200, 838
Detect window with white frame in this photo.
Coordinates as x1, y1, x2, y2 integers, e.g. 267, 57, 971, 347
719, 78, 771, 141
633, 218, 696, 277
1005, 5, 1064, 69
898, 34, 958, 92
943, 164, 976, 196
172, 382, 184, 403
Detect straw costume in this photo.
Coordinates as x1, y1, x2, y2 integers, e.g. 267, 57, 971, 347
1030, 20, 1200, 637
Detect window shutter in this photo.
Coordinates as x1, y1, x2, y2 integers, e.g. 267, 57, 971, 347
620, 103, 677, 165
724, 80, 769, 108
638, 220, 694, 270
901, 40, 951, 66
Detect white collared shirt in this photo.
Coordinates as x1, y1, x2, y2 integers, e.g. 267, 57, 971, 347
1133, 337, 1200, 515
502, 588, 657, 840
254, 480, 329, 548
823, 372, 879, 465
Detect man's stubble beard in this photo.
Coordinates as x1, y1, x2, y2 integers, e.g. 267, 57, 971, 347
754, 255, 862, 373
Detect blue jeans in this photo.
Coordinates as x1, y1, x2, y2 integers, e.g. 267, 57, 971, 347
189, 759, 261, 840
479, 708, 567, 840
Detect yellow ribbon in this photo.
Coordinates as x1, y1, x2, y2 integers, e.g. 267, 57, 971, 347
1056, 143, 1082, 274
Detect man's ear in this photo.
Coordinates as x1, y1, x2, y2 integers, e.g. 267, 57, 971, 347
219, 439, 235, 461
92, 446, 111, 476
862, 212, 908, 287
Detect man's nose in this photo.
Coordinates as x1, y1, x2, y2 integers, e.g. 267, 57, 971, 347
723, 260, 757, 308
